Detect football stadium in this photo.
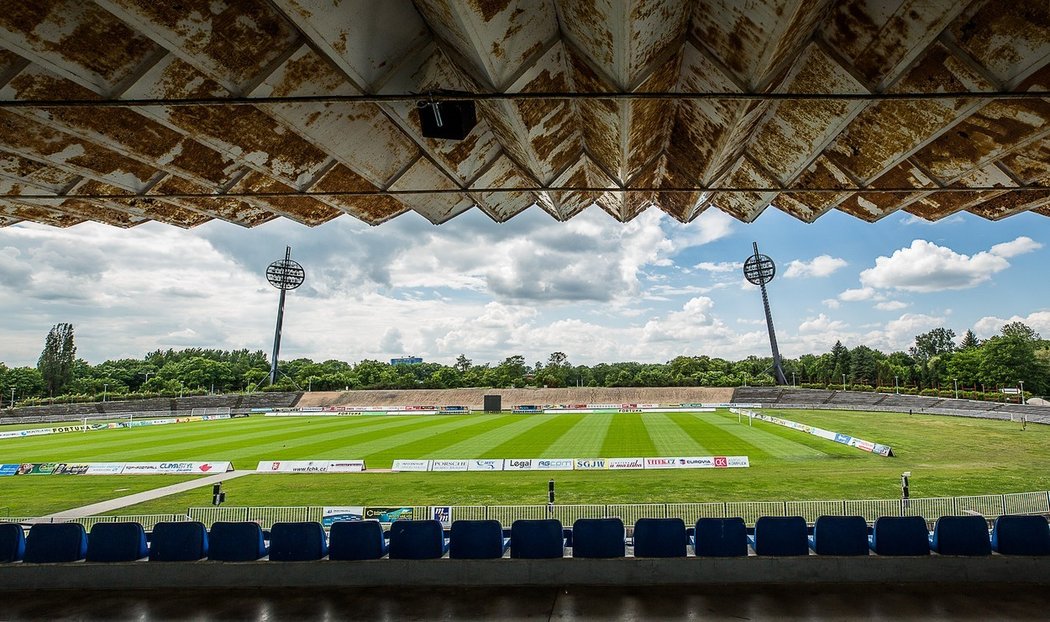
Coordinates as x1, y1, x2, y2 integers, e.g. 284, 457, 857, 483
1, 0, 1049, 619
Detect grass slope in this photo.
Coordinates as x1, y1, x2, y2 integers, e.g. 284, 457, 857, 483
0, 409, 1047, 517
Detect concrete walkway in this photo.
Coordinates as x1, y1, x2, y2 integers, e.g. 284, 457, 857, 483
35, 470, 255, 521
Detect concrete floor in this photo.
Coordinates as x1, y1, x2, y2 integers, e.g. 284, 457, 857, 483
4, 585, 1049, 621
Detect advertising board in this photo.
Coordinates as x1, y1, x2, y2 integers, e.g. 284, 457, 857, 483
606, 457, 645, 470
531, 459, 574, 471
467, 459, 502, 471
392, 459, 432, 472
574, 459, 606, 470
502, 459, 533, 470
430, 460, 469, 472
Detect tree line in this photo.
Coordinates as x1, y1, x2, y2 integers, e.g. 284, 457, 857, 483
1, 321, 1046, 408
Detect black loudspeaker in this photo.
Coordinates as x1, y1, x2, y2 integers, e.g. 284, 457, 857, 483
483, 394, 502, 413
417, 100, 478, 140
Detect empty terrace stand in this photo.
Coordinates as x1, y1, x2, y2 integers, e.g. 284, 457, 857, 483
731, 387, 783, 404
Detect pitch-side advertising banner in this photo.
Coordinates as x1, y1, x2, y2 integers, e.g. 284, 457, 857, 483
467, 459, 502, 471
531, 459, 574, 471
574, 459, 607, 470
734, 408, 893, 457
430, 459, 469, 472
321, 506, 363, 527
121, 461, 232, 474
392, 459, 432, 472
502, 459, 533, 470
256, 460, 366, 473
0, 464, 19, 476
607, 458, 645, 470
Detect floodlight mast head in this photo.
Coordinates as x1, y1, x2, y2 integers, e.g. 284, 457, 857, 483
267, 247, 305, 386
743, 242, 788, 386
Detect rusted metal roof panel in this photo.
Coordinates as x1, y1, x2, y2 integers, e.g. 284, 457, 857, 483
0, 0, 1045, 228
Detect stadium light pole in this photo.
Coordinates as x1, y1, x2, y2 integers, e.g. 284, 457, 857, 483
103, 383, 108, 403
9, 388, 14, 409
953, 378, 958, 400
742, 242, 788, 385
1020, 380, 1025, 404
842, 373, 846, 391
792, 371, 796, 387
266, 247, 306, 386
895, 375, 899, 394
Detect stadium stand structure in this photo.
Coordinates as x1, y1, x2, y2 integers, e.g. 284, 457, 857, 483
297, 387, 735, 410
1, 392, 303, 424
3, 514, 1046, 588
732, 387, 1050, 425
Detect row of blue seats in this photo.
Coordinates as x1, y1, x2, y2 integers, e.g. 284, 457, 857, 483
2, 514, 1048, 563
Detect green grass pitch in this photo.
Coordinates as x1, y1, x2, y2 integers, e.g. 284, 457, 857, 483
1, 409, 1048, 517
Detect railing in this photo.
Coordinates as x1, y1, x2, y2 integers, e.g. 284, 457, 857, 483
17, 514, 191, 530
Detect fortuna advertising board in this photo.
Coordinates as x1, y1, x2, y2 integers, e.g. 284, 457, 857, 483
392, 459, 432, 472
430, 459, 469, 472
531, 459, 574, 471
121, 462, 233, 474
607, 457, 645, 470
502, 458, 533, 470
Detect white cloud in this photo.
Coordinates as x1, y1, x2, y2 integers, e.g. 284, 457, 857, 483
822, 299, 840, 309
839, 287, 876, 301
797, 314, 847, 334
973, 311, 1050, 338
694, 261, 740, 273
858, 238, 1038, 293
989, 236, 1042, 258
875, 301, 908, 311
784, 255, 847, 278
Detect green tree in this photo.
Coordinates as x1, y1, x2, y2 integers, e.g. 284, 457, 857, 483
958, 329, 980, 350
37, 323, 77, 396
453, 354, 472, 373
911, 328, 956, 362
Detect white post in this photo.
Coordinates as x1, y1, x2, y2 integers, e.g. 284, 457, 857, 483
953, 378, 959, 400
895, 375, 899, 394
1019, 380, 1025, 405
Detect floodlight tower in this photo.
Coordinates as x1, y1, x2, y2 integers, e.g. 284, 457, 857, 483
266, 246, 305, 386
743, 242, 788, 385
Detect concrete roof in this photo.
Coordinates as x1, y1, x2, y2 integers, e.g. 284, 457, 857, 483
0, 1, 1046, 229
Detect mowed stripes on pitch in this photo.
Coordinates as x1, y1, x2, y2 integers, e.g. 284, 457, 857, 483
0, 411, 851, 468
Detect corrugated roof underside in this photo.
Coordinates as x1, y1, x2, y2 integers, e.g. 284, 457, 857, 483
0, 0, 1046, 228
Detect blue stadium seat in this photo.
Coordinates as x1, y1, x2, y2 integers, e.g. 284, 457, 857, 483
869, 516, 930, 556
510, 519, 565, 559
810, 516, 869, 556
86, 522, 148, 562
633, 518, 687, 558
694, 518, 748, 557
23, 523, 88, 563
572, 518, 626, 558
388, 520, 448, 560
992, 515, 1050, 556
208, 522, 268, 561
149, 521, 209, 561
328, 520, 388, 560
750, 516, 809, 556
268, 522, 329, 561
449, 520, 509, 559
0, 523, 25, 563
929, 516, 991, 556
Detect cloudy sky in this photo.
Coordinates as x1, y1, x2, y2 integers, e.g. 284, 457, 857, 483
0, 205, 1047, 368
